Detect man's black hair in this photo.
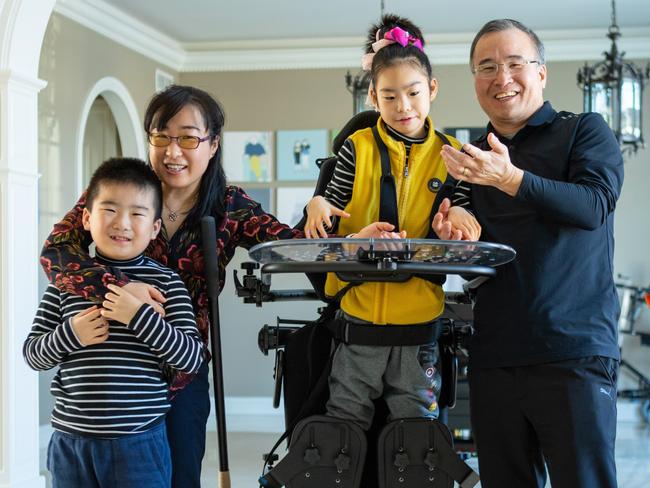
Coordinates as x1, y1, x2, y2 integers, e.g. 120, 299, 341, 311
470, 19, 546, 66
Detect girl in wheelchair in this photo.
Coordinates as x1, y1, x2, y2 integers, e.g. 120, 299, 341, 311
305, 13, 480, 432
261, 13, 481, 488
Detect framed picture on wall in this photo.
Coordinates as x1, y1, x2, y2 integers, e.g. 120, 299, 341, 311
241, 187, 273, 214
276, 129, 329, 181
444, 127, 485, 145
223, 131, 273, 183
276, 187, 315, 227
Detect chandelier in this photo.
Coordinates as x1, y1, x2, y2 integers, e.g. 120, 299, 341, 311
345, 70, 373, 114
577, 0, 649, 156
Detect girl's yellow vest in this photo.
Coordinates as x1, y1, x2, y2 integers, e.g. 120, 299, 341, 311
325, 117, 461, 325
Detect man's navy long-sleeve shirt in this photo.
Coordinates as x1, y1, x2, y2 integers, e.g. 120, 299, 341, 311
469, 102, 624, 369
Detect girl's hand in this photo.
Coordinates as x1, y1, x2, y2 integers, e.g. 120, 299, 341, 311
447, 206, 481, 241
102, 284, 148, 326
71, 305, 109, 346
122, 282, 166, 317
342, 222, 406, 254
305, 196, 350, 239
355, 222, 407, 240
431, 198, 463, 240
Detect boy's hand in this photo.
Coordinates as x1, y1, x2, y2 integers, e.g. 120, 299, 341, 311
305, 196, 350, 239
122, 282, 166, 317
447, 206, 482, 241
71, 305, 109, 346
102, 284, 149, 326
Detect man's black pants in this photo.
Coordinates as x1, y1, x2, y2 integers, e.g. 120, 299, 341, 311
469, 356, 618, 488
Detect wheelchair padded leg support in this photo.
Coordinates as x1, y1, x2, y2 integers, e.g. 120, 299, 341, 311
377, 418, 480, 488
260, 415, 367, 488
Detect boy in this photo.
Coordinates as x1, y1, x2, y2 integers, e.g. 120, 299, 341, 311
24, 158, 204, 488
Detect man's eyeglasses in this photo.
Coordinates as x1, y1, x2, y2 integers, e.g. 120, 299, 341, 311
472, 57, 541, 79
148, 133, 211, 150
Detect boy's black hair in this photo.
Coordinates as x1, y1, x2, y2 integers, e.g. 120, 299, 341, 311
365, 14, 432, 85
144, 85, 227, 226
86, 157, 163, 220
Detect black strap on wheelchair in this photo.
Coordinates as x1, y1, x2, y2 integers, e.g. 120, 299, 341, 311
326, 317, 445, 346
371, 126, 455, 238
425, 130, 455, 240
372, 125, 400, 231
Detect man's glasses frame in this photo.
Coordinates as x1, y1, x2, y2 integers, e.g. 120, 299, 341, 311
472, 57, 541, 79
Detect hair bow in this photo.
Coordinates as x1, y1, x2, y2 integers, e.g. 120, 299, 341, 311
384, 26, 424, 50
361, 26, 424, 70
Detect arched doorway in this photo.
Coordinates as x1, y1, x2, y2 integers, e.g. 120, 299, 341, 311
75, 77, 145, 193
82, 95, 123, 185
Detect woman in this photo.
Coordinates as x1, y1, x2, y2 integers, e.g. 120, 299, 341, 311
40, 85, 302, 487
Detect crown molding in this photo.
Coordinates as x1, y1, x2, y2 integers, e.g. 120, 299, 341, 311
182, 28, 650, 72
53, 0, 185, 70
54, 1, 650, 72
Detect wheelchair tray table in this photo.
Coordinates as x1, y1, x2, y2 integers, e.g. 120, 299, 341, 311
248, 238, 515, 282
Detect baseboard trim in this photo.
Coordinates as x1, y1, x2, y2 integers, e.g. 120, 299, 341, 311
208, 396, 286, 434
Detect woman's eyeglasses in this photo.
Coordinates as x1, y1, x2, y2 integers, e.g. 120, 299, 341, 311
148, 133, 211, 150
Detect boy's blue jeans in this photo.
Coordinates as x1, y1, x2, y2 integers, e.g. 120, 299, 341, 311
47, 421, 171, 488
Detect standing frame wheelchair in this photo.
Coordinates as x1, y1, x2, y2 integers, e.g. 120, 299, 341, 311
229, 111, 515, 487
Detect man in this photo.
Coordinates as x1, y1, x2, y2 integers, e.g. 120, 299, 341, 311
435, 19, 624, 488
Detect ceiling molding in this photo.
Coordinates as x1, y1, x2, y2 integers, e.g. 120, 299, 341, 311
54, 0, 650, 73
53, 0, 186, 70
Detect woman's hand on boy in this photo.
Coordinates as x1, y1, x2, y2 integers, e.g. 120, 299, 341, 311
102, 284, 149, 326
71, 305, 109, 346
122, 282, 166, 317
305, 196, 350, 239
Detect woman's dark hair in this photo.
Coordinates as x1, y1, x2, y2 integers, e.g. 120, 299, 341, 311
144, 85, 227, 225
366, 14, 432, 85
86, 157, 163, 220
469, 19, 546, 67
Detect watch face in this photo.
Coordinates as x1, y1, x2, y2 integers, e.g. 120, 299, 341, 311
428, 178, 442, 193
